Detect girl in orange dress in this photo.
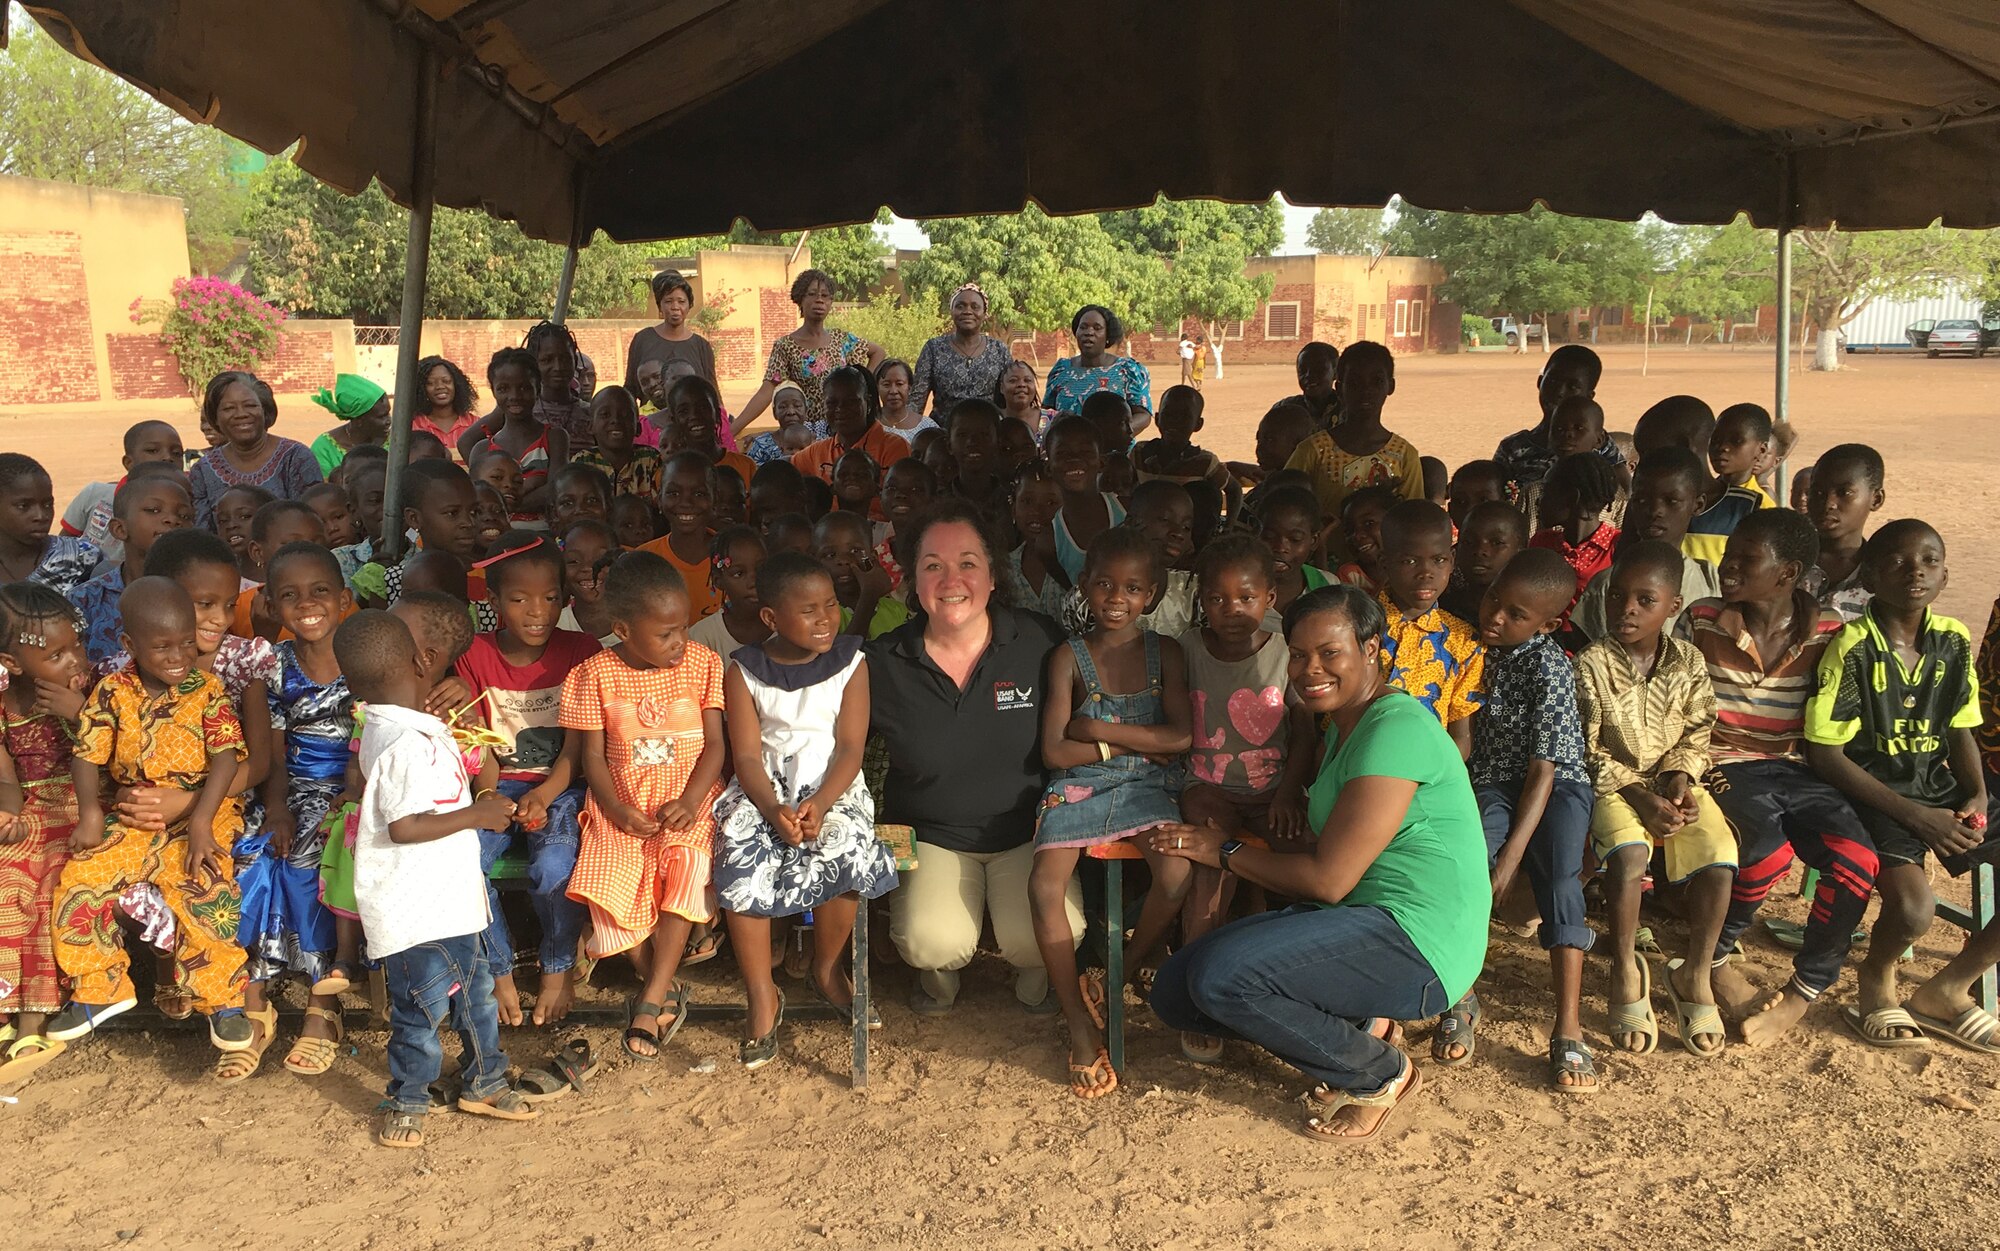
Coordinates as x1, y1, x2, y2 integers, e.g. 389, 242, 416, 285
558, 550, 727, 1061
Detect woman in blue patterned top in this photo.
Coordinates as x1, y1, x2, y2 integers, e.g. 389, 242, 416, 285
1042, 305, 1153, 436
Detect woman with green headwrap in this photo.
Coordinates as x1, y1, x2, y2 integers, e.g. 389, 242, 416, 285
309, 374, 391, 478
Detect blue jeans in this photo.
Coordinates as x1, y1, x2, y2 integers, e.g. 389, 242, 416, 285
382, 932, 510, 1115
1476, 777, 1595, 952
1149, 904, 1449, 1093
478, 780, 586, 975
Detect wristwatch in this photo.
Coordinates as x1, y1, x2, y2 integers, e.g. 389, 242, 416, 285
1219, 838, 1245, 872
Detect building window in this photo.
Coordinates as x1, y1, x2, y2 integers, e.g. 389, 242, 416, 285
1410, 301, 1425, 341
1393, 300, 1409, 337
1263, 301, 1300, 340
1224, 319, 1247, 340
1600, 306, 1624, 327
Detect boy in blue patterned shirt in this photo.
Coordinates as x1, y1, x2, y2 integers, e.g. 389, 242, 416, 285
1434, 549, 1598, 1092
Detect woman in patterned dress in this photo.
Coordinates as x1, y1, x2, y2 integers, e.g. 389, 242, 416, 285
727, 268, 884, 444
1042, 305, 1154, 435
187, 372, 323, 529
911, 283, 1013, 422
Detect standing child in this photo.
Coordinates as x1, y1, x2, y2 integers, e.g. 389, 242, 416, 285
1283, 341, 1425, 543
1522, 397, 1623, 530
1805, 521, 2000, 1050
1800, 443, 1885, 623
0, 585, 91, 1081
875, 459, 937, 592
1256, 485, 1336, 628
1133, 385, 1229, 493
241, 543, 354, 1076
48, 578, 254, 1059
558, 552, 730, 1059
1063, 482, 1200, 638
1710, 403, 1777, 508
66, 470, 194, 665
1232, 398, 1316, 501
713, 553, 900, 1061
1441, 499, 1526, 623
639, 452, 725, 620
690, 526, 769, 661
833, 450, 881, 516
0, 455, 99, 597
1047, 415, 1124, 583
1576, 541, 1736, 1059
1032, 528, 1192, 1099
546, 463, 611, 538
1375, 501, 1485, 758
1005, 463, 1072, 619
455, 534, 600, 1027
472, 348, 566, 525
336, 611, 537, 1147
1492, 345, 1623, 506
942, 400, 1011, 532
1686, 510, 1877, 1047
575, 387, 664, 502
1450, 549, 1598, 1090
61, 420, 185, 566
1175, 535, 1314, 1062
668, 375, 757, 491
1446, 460, 1509, 530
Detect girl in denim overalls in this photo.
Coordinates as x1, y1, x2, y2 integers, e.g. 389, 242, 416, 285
1029, 527, 1192, 1099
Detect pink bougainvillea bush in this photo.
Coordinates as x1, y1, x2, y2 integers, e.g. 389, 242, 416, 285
132, 277, 288, 402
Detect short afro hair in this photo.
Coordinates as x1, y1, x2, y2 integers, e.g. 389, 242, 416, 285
1379, 499, 1453, 555
143, 529, 237, 581
395, 589, 475, 667
1634, 445, 1709, 496
1082, 522, 1163, 591
755, 550, 835, 608
1493, 547, 1578, 608
602, 549, 689, 624
1194, 532, 1277, 591
333, 610, 416, 703
1815, 442, 1885, 493
1608, 537, 1685, 591
264, 540, 342, 587
1861, 517, 1944, 567
1716, 402, 1775, 442
1462, 499, 1530, 547
482, 530, 564, 594
1633, 395, 1715, 458
1729, 506, 1819, 575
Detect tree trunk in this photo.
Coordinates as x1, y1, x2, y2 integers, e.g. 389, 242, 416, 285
1809, 297, 1843, 372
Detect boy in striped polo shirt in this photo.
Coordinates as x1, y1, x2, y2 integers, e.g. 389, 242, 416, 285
1805, 519, 2000, 1053
1684, 510, 1877, 1046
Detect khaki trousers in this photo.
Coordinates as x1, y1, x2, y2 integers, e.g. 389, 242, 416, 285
889, 839, 1083, 1006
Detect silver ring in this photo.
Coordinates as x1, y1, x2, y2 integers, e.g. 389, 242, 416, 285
1175, 837, 1183, 849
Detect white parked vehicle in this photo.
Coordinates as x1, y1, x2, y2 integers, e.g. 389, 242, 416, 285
1487, 316, 1544, 347
1917, 318, 1986, 357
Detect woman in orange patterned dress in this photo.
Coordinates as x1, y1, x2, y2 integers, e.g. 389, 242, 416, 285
0, 584, 92, 1081
558, 551, 728, 1062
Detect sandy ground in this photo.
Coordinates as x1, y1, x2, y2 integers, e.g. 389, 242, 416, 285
6, 345, 2000, 1250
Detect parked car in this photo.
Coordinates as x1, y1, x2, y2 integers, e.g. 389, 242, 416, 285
1924, 318, 1984, 357
1487, 316, 1544, 347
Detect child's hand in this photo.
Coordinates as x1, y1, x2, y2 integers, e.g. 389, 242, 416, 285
1268, 790, 1309, 845
70, 812, 106, 853
1909, 803, 1982, 857
465, 792, 519, 832
0, 809, 20, 846
185, 830, 229, 886
266, 808, 297, 859
657, 796, 701, 832
773, 806, 806, 848
612, 801, 658, 838
796, 798, 821, 841
426, 676, 475, 720
112, 785, 195, 833
1629, 790, 1686, 839
857, 556, 891, 606
33, 678, 85, 722
512, 790, 548, 831
1067, 716, 1107, 745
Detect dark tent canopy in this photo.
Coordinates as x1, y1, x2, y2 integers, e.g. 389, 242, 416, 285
24, 0, 2000, 242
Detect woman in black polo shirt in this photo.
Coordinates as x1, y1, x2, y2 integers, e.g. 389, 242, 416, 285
868, 501, 1080, 1014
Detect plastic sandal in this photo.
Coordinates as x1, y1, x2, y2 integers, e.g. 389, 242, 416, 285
1430, 994, 1479, 1067
283, 1005, 345, 1076
213, 1004, 278, 1085
1906, 1004, 2000, 1055
0, 1035, 66, 1084
1549, 1037, 1600, 1095
311, 963, 355, 997
1662, 958, 1727, 1058
153, 983, 195, 1022
520, 1039, 600, 1102
1301, 1061, 1423, 1142
740, 991, 786, 1070
1842, 1005, 1928, 1049
456, 1087, 540, 1121
1609, 956, 1660, 1055
1079, 968, 1109, 1031
1068, 1046, 1119, 1100
377, 1108, 424, 1149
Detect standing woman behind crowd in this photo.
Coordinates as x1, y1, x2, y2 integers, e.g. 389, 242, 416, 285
307, 375, 390, 479
866, 503, 1080, 1015
728, 269, 883, 443
624, 270, 718, 398
1147, 585, 1489, 1142
911, 283, 1013, 420
1043, 305, 1152, 438
189, 371, 323, 529
874, 360, 937, 443
412, 356, 481, 456
996, 360, 1059, 443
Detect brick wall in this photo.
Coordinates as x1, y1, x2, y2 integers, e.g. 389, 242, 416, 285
1385, 283, 1432, 354
106, 326, 334, 401
760, 289, 794, 346
0, 231, 98, 404
712, 326, 757, 381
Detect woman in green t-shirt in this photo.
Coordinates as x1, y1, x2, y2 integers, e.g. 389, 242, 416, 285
1148, 584, 1490, 1142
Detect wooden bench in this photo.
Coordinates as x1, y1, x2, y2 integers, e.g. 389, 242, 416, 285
1792, 863, 1993, 1013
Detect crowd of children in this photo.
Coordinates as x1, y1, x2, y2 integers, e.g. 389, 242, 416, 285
2, 328, 1998, 1143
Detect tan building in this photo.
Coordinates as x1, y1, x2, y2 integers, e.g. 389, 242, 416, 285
1231, 253, 1451, 360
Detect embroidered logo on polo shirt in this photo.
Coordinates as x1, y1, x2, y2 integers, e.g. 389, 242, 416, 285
993, 682, 1036, 712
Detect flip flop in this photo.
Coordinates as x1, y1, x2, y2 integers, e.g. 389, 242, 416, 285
456, 1088, 540, 1121
1180, 1032, 1225, 1064
1430, 993, 1479, 1067
1662, 958, 1727, 1058
1906, 1005, 2000, 1055
740, 991, 786, 1070
682, 926, 725, 967
1068, 1046, 1118, 1100
1300, 1060, 1423, 1143
0, 1035, 66, 1085
1548, 1037, 1599, 1095
311, 962, 355, 997
1079, 968, 1109, 1032
519, 1038, 602, 1102
1609, 955, 1659, 1055
1842, 1005, 1928, 1049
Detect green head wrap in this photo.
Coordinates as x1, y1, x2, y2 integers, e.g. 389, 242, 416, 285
311, 374, 387, 421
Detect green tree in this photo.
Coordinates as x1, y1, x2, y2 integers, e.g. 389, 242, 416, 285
1099, 195, 1285, 259
0, 11, 251, 270
653, 215, 891, 300
1791, 224, 1985, 370
1305, 207, 1387, 255
1387, 206, 1655, 351
905, 205, 1157, 333
1651, 217, 1776, 343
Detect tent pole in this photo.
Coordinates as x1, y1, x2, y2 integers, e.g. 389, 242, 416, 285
383, 46, 439, 564
551, 177, 587, 324
1773, 156, 1795, 507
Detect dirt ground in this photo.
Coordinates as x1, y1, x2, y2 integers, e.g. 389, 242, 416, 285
6, 345, 2000, 1250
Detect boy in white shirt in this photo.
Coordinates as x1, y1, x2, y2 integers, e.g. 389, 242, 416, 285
334, 610, 539, 1149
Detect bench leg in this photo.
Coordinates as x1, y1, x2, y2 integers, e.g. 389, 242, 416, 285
851, 897, 870, 1088
1934, 864, 1998, 1015
1106, 859, 1124, 1077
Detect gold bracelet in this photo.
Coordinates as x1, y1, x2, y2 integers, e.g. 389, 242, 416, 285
475, 788, 498, 800
1097, 741, 1113, 763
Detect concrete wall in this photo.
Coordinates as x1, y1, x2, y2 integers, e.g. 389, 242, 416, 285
0, 174, 192, 406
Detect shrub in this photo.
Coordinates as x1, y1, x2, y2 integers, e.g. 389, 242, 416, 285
1461, 312, 1495, 346
131, 277, 287, 402
835, 293, 947, 365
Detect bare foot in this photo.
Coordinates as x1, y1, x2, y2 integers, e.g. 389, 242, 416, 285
532, 969, 575, 1026
1712, 960, 1763, 1016
492, 972, 525, 1027
1740, 988, 1813, 1047
813, 966, 854, 1015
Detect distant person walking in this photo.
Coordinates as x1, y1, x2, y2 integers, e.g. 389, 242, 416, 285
1179, 334, 1196, 386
